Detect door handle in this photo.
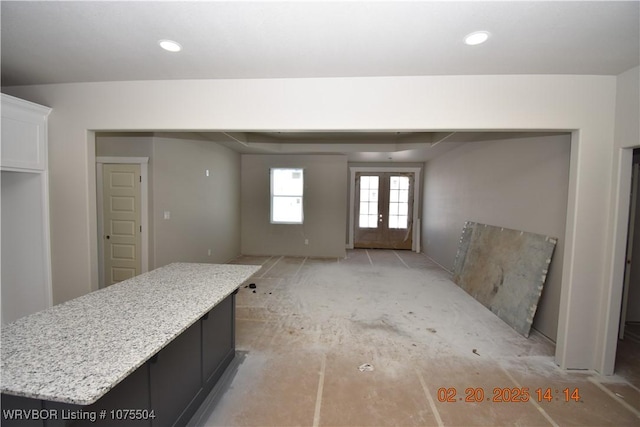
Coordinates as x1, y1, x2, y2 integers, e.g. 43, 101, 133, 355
105, 235, 110, 239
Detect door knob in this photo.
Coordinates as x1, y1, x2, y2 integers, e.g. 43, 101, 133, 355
106, 235, 110, 239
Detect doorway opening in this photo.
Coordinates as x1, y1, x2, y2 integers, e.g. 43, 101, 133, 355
616, 148, 640, 384
354, 172, 414, 249
348, 166, 421, 252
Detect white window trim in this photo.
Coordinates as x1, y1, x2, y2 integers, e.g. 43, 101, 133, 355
348, 166, 421, 252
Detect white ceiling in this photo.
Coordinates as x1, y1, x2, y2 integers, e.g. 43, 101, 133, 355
3, 1, 638, 161
2, 1, 638, 86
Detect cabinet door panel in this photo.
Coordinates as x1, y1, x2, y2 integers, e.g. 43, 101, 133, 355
150, 323, 202, 427
1, 95, 50, 171
202, 295, 234, 389
80, 364, 151, 427
1, 117, 44, 170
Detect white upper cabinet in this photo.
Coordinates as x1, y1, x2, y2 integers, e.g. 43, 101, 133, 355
1, 94, 51, 171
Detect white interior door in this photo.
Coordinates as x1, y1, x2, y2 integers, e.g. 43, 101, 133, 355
103, 164, 141, 286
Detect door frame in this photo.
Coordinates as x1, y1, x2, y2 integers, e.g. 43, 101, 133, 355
348, 166, 421, 252
96, 157, 149, 288
620, 162, 639, 339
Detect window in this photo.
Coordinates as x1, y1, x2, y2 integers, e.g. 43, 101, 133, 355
271, 168, 304, 224
359, 176, 379, 228
388, 176, 409, 229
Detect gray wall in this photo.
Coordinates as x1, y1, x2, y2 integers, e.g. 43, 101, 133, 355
241, 154, 347, 258
96, 133, 154, 157
96, 133, 241, 269
152, 134, 241, 266
421, 133, 571, 341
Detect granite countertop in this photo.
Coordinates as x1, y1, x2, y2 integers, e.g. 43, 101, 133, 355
1, 262, 260, 405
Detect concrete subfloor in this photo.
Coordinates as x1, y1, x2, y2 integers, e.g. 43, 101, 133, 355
193, 250, 640, 426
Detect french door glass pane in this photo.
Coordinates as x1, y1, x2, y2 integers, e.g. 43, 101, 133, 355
366, 176, 380, 190
390, 176, 400, 189
388, 176, 409, 229
389, 202, 399, 215
359, 176, 379, 228
360, 202, 368, 215
398, 202, 408, 216
360, 214, 378, 228
399, 177, 409, 190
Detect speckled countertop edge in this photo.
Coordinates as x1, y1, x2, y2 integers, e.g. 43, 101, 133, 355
1, 262, 260, 405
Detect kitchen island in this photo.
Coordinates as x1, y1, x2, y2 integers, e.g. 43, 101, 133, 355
1, 262, 260, 427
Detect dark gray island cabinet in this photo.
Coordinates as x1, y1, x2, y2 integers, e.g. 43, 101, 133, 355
1, 263, 260, 427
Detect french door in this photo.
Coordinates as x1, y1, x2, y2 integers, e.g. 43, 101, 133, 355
354, 172, 414, 249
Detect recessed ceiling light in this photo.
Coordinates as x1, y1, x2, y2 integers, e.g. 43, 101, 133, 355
464, 31, 490, 46
158, 39, 182, 52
